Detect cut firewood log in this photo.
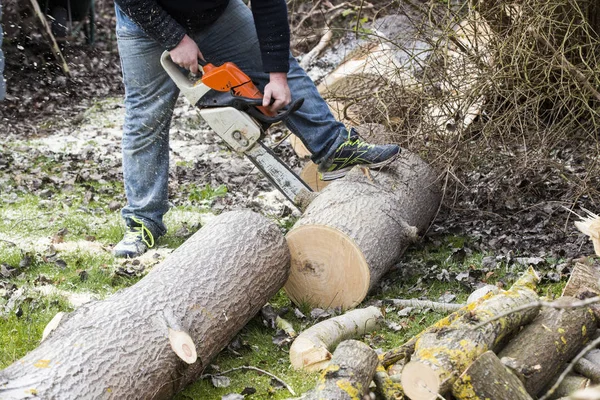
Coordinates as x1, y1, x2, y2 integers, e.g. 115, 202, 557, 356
0, 211, 290, 399
380, 287, 503, 370
285, 150, 441, 309
545, 375, 591, 399
576, 358, 600, 384
297, 340, 379, 400
373, 363, 404, 400
289, 306, 383, 371
452, 350, 533, 400
400, 267, 541, 400
498, 296, 597, 396
562, 261, 600, 297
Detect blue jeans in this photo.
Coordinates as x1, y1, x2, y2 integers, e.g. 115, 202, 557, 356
115, 0, 347, 237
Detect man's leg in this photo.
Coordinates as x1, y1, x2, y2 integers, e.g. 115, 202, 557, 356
191, 0, 399, 178
191, 0, 346, 165
114, 5, 178, 256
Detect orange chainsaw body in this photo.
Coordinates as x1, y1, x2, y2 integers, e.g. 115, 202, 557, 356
198, 62, 275, 116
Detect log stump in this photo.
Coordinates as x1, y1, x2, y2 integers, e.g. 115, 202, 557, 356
0, 211, 290, 399
285, 151, 441, 309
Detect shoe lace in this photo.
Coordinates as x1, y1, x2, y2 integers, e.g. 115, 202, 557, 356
125, 217, 155, 248
339, 131, 374, 150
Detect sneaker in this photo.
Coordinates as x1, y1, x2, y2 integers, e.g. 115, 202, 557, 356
113, 217, 156, 258
318, 129, 401, 181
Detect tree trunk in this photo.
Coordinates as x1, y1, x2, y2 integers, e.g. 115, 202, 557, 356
575, 358, 600, 384
400, 268, 541, 400
285, 151, 441, 309
498, 296, 597, 396
452, 351, 533, 400
0, 211, 290, 399
546, 375, 591, 399
298, 340, 379, 400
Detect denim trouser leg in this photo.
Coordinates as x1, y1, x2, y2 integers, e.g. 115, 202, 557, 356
115, 5, 175, 237
115, 0, 347, 235
191, 0, 347, 163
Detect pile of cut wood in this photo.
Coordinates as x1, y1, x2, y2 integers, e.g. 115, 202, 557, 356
290, 262, 600, 400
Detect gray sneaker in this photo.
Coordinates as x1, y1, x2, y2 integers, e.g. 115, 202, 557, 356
318, 128, 401, 181
113, 217, 155, 258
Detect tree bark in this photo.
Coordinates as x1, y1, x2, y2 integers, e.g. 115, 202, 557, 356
0, 210, 290, 400
400, 268, 541, 400
285, 151, 441, 309
545, 375, 591, 399
297, 340, 379, 400
452, 350, 533, 400
498, 296, 597, 396
289, 306, 383, 371
575, 358, 600, 384
562, 261, 600, 297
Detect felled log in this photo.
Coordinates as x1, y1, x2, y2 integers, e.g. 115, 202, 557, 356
0, 211, 290, 399
568, 384, 600, 399
498, 296, 597, 396
400, 268, 541, 400
562, 261, 600, 297
576, 358, 600, 384
452, 351, 533, 400
297, 340, 379, 400
545, 375, 591, 399
285, 151, 441, 309
290, 306, 383, 371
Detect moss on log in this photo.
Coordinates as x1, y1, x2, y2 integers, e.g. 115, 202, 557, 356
400, 268, 541, 400
498, 296, 597, 396
452, 350, 533, 400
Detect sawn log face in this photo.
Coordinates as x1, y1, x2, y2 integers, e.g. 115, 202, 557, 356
285, 151, 441, 309
0, 211, 290, 400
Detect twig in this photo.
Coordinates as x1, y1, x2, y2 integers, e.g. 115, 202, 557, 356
202, 366, 296, 396
470, 296, 600, 331
538, 335, 600, 400
390, 299, 464, 312
0, 239, 17, 247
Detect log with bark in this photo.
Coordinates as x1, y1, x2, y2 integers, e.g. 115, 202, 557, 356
294, 340, 379, 400
498, 296, 597, 397
289, 306, 383, 371
0, 211, 290, 399
452, 350, 533, 400
562, 261, 600, 297
285, 150, 441, 309
400, 267, 541, 400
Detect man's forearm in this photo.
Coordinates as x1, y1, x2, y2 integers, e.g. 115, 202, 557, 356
114, 0, 186, 50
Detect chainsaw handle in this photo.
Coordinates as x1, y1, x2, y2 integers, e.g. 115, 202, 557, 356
160, 51, 210, 105
236, 97, 305, 125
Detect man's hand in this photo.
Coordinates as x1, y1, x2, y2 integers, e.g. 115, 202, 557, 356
169, 35, 204, 74
263, 72, 291, 113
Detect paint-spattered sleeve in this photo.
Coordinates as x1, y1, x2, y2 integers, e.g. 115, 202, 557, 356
114, 0, 186, 50
250, 0, 290, 73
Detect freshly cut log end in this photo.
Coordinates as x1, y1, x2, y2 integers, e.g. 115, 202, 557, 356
289, 336, 332, 371
285, 225, 370, 309
169, 328, 197, 364
286, 152, 441, 309
401, 361, 441, 400
300, 161, 331, 192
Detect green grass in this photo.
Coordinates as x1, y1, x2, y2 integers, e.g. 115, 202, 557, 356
0, 136, 570, 398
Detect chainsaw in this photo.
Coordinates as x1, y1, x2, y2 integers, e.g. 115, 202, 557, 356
160, 51, 312, 209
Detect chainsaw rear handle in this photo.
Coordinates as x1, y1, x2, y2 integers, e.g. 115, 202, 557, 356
160, 51, 211, 105
235, 97, 304, 125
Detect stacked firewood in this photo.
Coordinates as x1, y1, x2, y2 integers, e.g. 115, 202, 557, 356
292, 262, 600, 400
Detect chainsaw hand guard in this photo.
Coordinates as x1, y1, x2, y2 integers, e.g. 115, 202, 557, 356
196, 89, 304, 126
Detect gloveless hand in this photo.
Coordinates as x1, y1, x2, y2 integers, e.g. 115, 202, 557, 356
169, 35, 204, 74
263, 72, 291, 113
